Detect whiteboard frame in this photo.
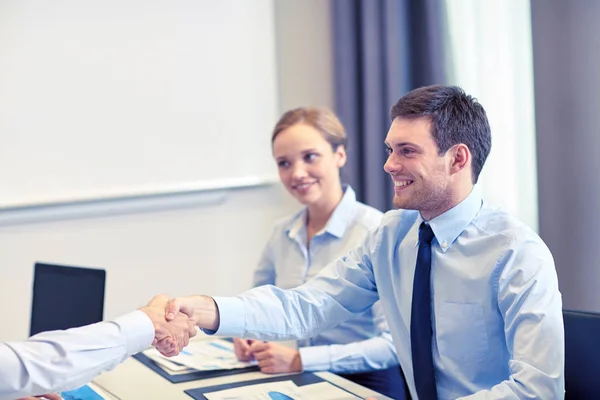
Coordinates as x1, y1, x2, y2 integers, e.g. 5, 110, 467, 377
0, 176, 280, 212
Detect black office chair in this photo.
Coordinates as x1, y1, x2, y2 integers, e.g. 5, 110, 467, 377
563, 309, 600, 399
30, 262, 106, 336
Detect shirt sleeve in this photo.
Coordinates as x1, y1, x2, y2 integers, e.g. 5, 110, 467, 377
252, 236, 276, 287
0, 310, 154, 400
299, 301, 399, 373
213, 227, 382, 341
458, 234, 565, 399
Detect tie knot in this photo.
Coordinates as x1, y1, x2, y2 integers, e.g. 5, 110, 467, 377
419, 222, 435, 244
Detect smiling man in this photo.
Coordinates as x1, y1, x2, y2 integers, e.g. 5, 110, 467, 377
164, 85, 564, 399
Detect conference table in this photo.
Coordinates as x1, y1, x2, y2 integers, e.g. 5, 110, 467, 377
91, 348, 392, 399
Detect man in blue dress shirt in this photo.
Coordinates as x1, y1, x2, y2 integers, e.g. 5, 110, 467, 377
166, 85, 564, 399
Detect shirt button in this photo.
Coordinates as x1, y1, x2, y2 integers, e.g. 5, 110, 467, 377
441, 241, 448, 248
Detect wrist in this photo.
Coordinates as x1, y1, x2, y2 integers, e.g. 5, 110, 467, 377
192, 295, 220, 331
292, 350, 303, 372
139, 306, 160, 329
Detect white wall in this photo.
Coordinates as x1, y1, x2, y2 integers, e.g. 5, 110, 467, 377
0, 0, 334, 341
0, 0, 279, 208
274, 0, 334, 110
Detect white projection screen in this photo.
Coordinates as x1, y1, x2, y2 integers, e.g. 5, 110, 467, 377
0, 0, 279, 208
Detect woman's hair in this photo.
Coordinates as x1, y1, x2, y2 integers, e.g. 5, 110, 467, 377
271, 107, 348, 150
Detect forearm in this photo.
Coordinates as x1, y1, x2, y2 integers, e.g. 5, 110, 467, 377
179, 295, 220, 332
191, 254, 379, 340
0, 311, 153, 400
457, 373, 563, 400
212, 284, 356, 340
299, 334, 399, 373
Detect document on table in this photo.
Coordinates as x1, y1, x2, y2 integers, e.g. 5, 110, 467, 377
143, 338, 256, 371
203, 381, 360, 400
143, 349, 196, 375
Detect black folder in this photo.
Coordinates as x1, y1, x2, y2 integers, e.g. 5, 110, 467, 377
132, 352, 260, 384
184, 372, 333, 399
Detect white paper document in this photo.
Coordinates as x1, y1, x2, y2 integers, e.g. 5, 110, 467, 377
143, 349, 196, 374
143, 339, 256, 372
204, 380, 360, 400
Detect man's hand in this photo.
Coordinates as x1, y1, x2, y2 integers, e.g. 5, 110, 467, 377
165, 295, 219, 331
139, 294, 197, 357
248, 341, 302, 374
17, 394, 62, 400
233, 337, 255, 361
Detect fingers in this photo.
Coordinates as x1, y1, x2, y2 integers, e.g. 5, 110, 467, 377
258, 358, 274, 371
167, 313, 192, 353
145, 294, 203, 356
248, 341, 268, 352
252, 348, 271, 362
251, 346, 274, 370
17, 394, 63, 400
155, 337, 177, 357
42, 394, 63, 400
233, 338, 254, 361
166, 298, 181, 321
233, 338, 248, 360
188, 321, 197, 339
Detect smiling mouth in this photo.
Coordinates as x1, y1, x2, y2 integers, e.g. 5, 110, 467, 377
393, 179, 413, 189
292, 182, 316, 190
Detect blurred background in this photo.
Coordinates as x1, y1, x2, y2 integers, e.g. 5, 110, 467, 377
0, 0, 598, 341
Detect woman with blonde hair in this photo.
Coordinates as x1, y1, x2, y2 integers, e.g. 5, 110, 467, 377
233, 107, 407, 399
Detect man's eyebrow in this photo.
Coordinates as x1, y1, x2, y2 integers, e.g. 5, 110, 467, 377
385, 141, 421, 148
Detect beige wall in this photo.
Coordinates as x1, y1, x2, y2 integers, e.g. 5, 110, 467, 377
274, 0, 334, 111
0, 0, 335, 341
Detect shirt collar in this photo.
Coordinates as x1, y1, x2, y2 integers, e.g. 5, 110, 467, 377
286, 184, 358, 240
418, 185, 483, 253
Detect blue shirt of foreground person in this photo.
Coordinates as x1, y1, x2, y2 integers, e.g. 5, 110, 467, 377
164, 85, 564, 399
0, 295, 196, 400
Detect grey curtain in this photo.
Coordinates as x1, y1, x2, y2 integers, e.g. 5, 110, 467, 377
531, 0, 600, 312
332, 0, 448, 211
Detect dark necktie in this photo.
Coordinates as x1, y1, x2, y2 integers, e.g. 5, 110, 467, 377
411, 222, 438, 399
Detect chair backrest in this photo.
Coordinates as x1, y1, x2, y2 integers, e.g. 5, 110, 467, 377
563, 309, 600, 398
30, 262, 106, 336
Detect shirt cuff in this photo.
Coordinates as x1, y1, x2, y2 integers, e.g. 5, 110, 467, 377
211, 296, 246, 337
113, 310, 155, 356
299, 345, 331, 372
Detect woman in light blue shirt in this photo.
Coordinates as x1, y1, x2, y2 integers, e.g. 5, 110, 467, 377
233, 107, 407, 399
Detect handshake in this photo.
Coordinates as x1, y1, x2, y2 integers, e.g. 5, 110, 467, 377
138, 294, 219, 357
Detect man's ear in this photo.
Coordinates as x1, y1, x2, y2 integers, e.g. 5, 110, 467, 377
335, 145, 347, 168
449, 143, 470, 175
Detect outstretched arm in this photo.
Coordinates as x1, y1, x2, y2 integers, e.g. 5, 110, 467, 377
165, 230, 382, 342
0, 295, 196, 400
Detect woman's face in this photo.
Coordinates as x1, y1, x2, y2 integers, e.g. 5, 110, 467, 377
272, 123, 346, 208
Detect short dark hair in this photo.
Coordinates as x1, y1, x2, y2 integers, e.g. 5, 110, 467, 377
390, 85, 491, 183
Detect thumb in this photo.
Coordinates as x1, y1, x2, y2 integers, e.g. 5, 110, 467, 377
166, 298, 181, 321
